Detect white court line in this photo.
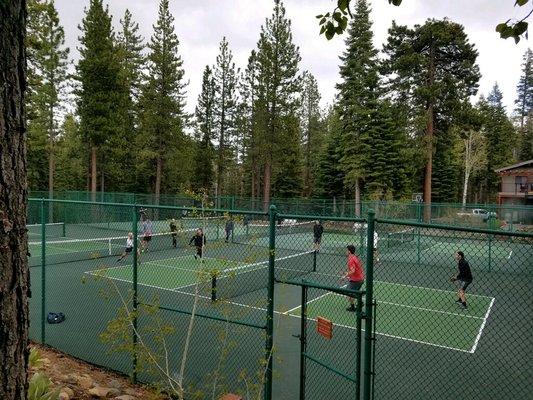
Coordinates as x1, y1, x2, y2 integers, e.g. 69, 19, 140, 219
375, 280, 494, 300
283, 287, 344, 315
507, 250, 513, 260
470, 297, 496, 354
420, 243, 441, 253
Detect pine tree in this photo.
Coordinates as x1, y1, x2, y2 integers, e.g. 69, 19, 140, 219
314, 107, 345, 198
520, 115, 533, 160
479, 84, 516, 199
514, 49, 533, 129
139, 0, 188, 199
193, 66, 216, 192
240, 50, 264, 199
213, 37, 239, 196
300, 71, 323, 196
105, 9, 145, 192
55, 114, 87, 190
336, 0, 380, 210
382, 19, 480, 215
76, 0, 122, 196
254, 0, 302, 207
26, 0, 69, 194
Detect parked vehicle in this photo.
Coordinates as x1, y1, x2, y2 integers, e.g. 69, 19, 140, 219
457, 208, 497, 221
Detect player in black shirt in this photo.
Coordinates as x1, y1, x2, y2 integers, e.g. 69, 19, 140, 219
451, 251, 473, 309
313, 220, 324, 252
189, 228, 206, 259
169, 219, 178, 248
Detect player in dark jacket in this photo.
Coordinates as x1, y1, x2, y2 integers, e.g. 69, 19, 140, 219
451, 251, 473, 309
189, 228, 206, 259
313, 220, 324, 252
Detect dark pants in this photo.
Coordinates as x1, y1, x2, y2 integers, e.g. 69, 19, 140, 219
196, 246, 203, 258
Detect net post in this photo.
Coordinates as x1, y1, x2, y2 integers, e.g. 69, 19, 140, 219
131, 204, 139, 383
355, 291, 363, 400
363, 209, 375, 400
264, 204, 277, 400
40, 199, 47, 344
313, 250, 317, 272
211, 273, 217, 302
299, 284, 308, 400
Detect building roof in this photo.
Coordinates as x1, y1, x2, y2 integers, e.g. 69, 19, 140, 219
495, 159, 533, 173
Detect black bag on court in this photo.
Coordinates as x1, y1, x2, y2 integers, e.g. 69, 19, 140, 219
47, 312, 65, 324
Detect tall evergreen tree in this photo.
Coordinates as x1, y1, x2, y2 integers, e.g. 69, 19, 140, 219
55, 114, 87, 190
336, 0, 384, 209
514, 49, 533, 129
193, 66, 216, 192
76, 0, 122, 196
479, 84, 516, 199
105, 9, 145, 192
213, 37, 239, 196
254, 0, 302, 206
240, 50, 264, 199
26, 0, 69, 194
520, 114, 533, 160
382, 19, 480, 216
138, 0, 188, 199
300, 71, 323, 196
314, 107, 345, 199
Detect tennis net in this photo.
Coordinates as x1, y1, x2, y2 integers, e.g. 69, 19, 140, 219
385, 228, 416, 248
27, 222, 65, 238
211, 250, 315, 301
29, 229, 196, 267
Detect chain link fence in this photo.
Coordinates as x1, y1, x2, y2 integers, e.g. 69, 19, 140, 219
27, 198, 532, 400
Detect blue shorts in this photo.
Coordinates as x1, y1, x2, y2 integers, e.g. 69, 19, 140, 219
347, 280, 364, 297
459, 280, 472, 291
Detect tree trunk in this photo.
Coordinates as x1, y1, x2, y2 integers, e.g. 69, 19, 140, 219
462, 136, 471, 208
0, 1, 30, 399
48, 147, 54, 222
90, 146, 97, 202
155, 156, 162, 205
423, 44, 436, 223
355, 178, 361, 217
263, 159, 271, 212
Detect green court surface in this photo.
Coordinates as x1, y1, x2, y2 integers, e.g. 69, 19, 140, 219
88, 255, 495, 353
86, 256, 243, 290
286, 280, 494, 353
420, 241, 513, 260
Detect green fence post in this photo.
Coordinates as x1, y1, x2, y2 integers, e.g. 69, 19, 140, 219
299, 285, 308, 400
416, 202, 422, 265
132, 205, 139, 383
40, 199, 46, 344
363, 210, 375, 400
264, 204, 277, 400
488, 232, 492, 272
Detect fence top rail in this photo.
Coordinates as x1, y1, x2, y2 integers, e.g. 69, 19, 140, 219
375, 217, 533, 238
28, 198, 267, 216
277, 212, 367, 223
283, 278, 366, 298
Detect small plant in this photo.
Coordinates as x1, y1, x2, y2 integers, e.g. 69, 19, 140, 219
29, 347, 44, 369
28, 373, 60, 400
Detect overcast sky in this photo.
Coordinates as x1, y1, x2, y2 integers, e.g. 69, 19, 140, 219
55, 0, 531, 114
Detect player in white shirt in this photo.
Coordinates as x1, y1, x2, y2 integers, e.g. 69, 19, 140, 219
116, 232, 134, 263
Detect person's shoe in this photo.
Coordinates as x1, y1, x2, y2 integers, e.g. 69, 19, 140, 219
346, 305, 356, 312
458, 302, 467, 310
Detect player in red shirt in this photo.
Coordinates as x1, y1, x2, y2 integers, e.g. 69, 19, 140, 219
344, 245, 364, 312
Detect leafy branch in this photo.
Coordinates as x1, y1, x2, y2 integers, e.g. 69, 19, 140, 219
318, 0, 531, 43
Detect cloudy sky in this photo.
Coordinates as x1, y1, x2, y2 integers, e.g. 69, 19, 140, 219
55, 0, 531, 114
